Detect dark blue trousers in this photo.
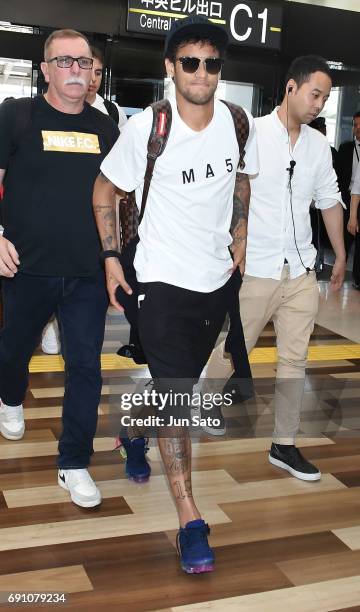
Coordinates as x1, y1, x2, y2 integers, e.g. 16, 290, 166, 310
0, 270, 108, 468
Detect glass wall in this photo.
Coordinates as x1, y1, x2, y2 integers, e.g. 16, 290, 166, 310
0, 58, 33, 102
318, 62, 360, 149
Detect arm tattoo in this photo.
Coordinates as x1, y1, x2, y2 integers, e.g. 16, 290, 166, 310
93, 204, 118, 250
231, 173, 250, 246
93, 172, 119, 250
164, 437, 189, 475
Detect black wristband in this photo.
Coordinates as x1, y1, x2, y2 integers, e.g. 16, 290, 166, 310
100, 250, 121, 262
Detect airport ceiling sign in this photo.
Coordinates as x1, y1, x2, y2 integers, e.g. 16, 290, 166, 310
127, 1, 283, 50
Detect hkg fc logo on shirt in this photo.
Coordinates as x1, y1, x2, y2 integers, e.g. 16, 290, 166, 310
41, 131, 100, 154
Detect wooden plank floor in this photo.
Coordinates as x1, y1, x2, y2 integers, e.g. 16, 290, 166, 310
0, 313, 360, 610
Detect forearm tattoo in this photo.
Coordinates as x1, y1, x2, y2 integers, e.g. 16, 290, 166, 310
93, 171, 120, 250
93, 203, 118, 250
231, 173, 250, 246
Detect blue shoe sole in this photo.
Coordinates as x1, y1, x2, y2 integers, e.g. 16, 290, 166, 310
126, 472, 151, 483
181, 562, 214, 574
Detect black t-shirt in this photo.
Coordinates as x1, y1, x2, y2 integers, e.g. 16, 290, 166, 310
0, 95, 119, 276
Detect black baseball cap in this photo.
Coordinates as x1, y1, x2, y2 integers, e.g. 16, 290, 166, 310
164, 15, 229, 58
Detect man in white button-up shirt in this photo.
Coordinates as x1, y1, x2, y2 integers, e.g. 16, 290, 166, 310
205, 55, 345, 482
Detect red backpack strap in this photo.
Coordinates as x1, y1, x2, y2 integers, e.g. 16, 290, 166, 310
138, 98, 172, 222
220, 100, 249, 171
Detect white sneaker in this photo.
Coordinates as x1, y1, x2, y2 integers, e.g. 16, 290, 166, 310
58, 468, 102, 508
41, 320, 60, 354
0, 402, 25, 440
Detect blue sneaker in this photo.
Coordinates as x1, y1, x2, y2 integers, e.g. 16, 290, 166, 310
176, 519, 215, 574
119, 437, 151, 483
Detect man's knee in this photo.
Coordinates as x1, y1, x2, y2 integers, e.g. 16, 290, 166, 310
277, 354, 306, 378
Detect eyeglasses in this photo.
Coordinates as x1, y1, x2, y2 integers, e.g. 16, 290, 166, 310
176, 56, 224, 75
46, 56, 94, 69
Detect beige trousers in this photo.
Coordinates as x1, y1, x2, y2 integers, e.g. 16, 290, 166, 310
205, 265, 319, 443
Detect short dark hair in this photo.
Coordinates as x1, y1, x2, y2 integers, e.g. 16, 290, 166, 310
166, 36, 224, 63
91, 46, 104, 66
353, 111, 360, 121
285, 55, 332, 89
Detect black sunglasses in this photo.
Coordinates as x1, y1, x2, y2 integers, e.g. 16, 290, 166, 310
176, 56, 224, 75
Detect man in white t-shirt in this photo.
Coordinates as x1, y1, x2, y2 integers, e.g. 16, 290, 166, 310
204, 56, 346, 482
86, 46, 127, 129
92, 16, 258, 574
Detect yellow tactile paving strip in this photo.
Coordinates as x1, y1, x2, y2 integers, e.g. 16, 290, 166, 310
28, 353, 142, 373
28, 344, 360, 373
250, 344, 360, 364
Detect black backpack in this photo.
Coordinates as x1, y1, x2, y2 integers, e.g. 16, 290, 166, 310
6, 97, 33, 155
103, 99, 120, 125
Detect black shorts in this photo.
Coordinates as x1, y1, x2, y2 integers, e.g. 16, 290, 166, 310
138, 279, 230, 382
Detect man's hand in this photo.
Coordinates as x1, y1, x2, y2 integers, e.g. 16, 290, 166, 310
347, 216, 359, 236
230, 240, 246, 276
104, 257, 132, 311
330, 257, 346, 291
0, 236, 19, 277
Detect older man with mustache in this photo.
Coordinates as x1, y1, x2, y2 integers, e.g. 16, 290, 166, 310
0, 29, 119, 507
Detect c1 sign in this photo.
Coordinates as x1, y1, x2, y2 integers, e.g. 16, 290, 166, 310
127, 1, 283, 51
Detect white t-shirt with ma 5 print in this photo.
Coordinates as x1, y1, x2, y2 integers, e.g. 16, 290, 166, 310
101, 96, 259, 293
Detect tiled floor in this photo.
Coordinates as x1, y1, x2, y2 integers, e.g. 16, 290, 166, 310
0, 281, 359, 610
318, 280, 360, 343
